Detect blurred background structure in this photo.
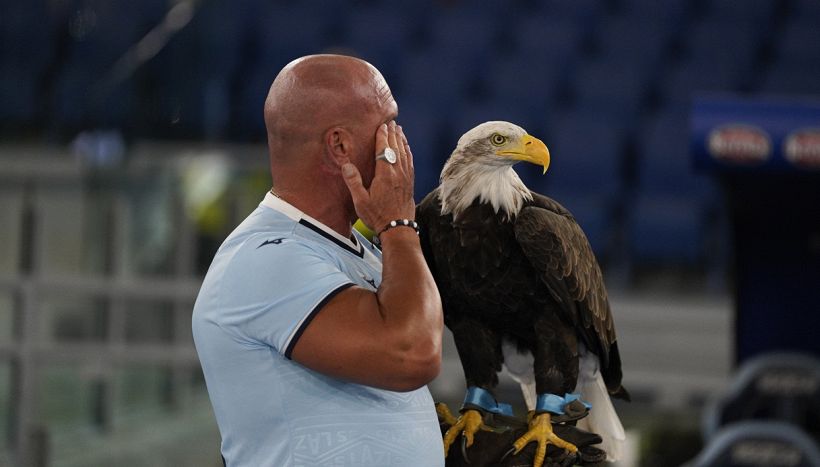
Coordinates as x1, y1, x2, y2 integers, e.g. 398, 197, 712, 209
1, 0, 819, 465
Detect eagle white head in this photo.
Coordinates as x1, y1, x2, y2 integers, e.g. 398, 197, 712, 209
439, 121, 551, 220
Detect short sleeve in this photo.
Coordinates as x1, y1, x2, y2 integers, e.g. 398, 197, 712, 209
218, 237, 354, 357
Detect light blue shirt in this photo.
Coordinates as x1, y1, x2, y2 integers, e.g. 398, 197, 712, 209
192, 193, 443, 467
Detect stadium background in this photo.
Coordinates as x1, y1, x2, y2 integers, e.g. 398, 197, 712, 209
1, 0, 818, 465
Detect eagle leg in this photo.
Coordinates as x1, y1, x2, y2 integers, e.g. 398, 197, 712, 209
509, 412, 578, 467
445, 317, 504, 457
442, 408, 489, 458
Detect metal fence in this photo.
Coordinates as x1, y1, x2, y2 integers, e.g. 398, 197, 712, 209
0, 141, 270, 467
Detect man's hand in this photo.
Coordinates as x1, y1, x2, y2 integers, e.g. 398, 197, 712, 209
341, 121, 415, 233
291, 121, 442, 393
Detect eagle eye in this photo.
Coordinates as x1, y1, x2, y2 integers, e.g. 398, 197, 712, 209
490, 133, 507, 146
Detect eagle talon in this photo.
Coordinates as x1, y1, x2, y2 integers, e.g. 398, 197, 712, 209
500, 446, 516, 462
511, 413, 578, 467
461, 436, 472, 464
442, 409, 487, 458
436, 402, 458, 426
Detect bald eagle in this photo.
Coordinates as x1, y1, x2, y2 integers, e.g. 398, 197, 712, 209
416, 121, 628, 465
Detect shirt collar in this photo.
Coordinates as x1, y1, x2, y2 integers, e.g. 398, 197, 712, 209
260, 191, 361, 253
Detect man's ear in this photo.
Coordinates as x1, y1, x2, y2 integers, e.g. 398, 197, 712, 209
325, 127, 353, 168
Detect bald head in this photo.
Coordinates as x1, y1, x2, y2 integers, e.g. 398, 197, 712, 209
264, 54, 395, 161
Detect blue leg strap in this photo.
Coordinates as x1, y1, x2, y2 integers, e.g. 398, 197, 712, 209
535, 393, 592, 415
462, 386, 514, 416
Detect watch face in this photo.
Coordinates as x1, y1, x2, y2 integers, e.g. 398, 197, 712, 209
383, 148, 397, 163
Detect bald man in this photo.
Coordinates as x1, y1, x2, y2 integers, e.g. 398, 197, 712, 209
192, 55, 445, 466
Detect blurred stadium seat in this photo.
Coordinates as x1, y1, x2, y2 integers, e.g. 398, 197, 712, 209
773, 18, 820, 65
757, 61, 820, 97
659, 58, 737, 109
702, 352, 820, 441
700, 0, 779, 28
628, 109, 717, 267
684, 19, 761, 90
512, 15, 582, 60
396, 50, 475, 112
570, 56, 655, 131
395, 102, 445, 201
789, 0, 820, 19
340, 8, 413, 82
594, 15, 670, 72
540, 109, 624, 258
684, 421, 820, 467
0, 0, 54, 123
0, 0, 814, 275
540, 0, 604, 28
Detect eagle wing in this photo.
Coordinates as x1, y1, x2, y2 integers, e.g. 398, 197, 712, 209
513, 193, 617, 371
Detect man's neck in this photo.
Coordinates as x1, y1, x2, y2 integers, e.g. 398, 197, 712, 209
271, 185, 355, 239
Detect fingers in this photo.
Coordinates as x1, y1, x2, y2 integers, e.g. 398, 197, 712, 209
398, 125, 414, 175
341, 163, 369, 207
387, 120, 399, 155
374, 123, 388, 156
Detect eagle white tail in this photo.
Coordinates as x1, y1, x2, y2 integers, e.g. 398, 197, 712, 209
503, 341, 625, 462
574, 347, 626, 462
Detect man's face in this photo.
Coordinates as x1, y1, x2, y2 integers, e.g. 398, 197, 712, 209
356, 72, 398, 189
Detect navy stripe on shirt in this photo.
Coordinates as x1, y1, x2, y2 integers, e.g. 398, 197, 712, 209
298, 219, 364, 258
284, 282, 355, 359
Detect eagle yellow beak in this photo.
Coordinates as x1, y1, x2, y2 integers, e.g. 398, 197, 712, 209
497, 134, 551, 174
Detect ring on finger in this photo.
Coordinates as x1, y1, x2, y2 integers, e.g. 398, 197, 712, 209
376, 147, 397, 164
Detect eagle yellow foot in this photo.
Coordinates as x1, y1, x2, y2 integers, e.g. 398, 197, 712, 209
441, 408, 489, 458
435, 402, 458, 426
510, 413, 577, 467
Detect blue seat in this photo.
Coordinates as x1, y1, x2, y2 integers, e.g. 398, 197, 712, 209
616, 0, 691, 27
571, 58, 652, 127
546, 109, 624, 198
627, 110, 716, 266
60, 0, 163, 72
594, 16, 670, 71
702, 352, 820, 440
552, 191, 617, 261
701, 0, 778, 28
0, 70, 39, 122
232, 65, 275, 141
659, 58, 740, 108
397, 103, 445, 201
0, 1, 54, 123
340, 8, 412, 81
142, 0, 249, 138
512, 16, 583, 61
774, 19, 820, 65
628, 195, 705, 265
540, 110, 624, 258
685, 421, 820, 467
637, 111, 713, 198
789, 0, 820, 20
482, 57, 559, 131
396, 51, 475, 114
758, 61, 820, 97
0, 1, 54, 76
684, 20, 761, 85
52, 65, 134, 130
540, 0, 604, 28
450, 100, 537, 145
252, 1, 334, 71
427, 11, 499, 69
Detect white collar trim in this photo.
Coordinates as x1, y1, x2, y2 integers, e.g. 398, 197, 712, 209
260, 192, 360, 251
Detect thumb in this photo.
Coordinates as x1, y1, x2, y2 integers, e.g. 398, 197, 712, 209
341, 163, 368, 206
